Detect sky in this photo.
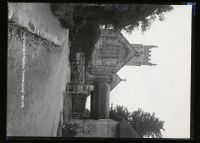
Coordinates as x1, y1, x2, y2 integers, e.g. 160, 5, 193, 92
110, 5, 192, 138
86, 5, 192, 138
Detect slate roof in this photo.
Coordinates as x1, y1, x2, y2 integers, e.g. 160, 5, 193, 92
110, 74, 122, 91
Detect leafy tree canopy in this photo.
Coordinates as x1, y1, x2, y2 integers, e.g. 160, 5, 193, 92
73, 4, 173, 33
110, 105, 165, 138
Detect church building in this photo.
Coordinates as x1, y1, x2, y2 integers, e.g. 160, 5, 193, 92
85, 29, 157, 90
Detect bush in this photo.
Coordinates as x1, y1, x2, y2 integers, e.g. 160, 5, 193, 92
69, 21, 100, 67
50, 4, 101, 67
50, 3, 74, 29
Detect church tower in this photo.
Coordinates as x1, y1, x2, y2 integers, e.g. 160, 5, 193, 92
126, 44, 157, 66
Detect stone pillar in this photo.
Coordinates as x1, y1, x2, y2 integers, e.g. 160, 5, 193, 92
91, 82, 110, 119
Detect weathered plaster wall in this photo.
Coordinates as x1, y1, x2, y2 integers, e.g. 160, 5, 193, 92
8, 3, 68, 45
7, 26, 70, 136
7, 3, 71, 136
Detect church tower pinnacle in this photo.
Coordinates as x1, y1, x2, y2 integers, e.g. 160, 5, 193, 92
126, 44, 157, 66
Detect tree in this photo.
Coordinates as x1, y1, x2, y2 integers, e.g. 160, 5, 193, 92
110, 104, 131, 121
129, 108, 165, 138
73, 4, 173, 33
110, 105, 165, 138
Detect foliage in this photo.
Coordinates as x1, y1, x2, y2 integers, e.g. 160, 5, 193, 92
110, 105, 165, 138
73, 4, 173, 33
69, 21, 100, 67
130, 108, 165, 138
52, 4, 173, 66
110, 105, 131, 121
50, 3, 74, 29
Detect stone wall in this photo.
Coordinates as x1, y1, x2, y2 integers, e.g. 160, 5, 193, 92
69, 119, 119, 137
